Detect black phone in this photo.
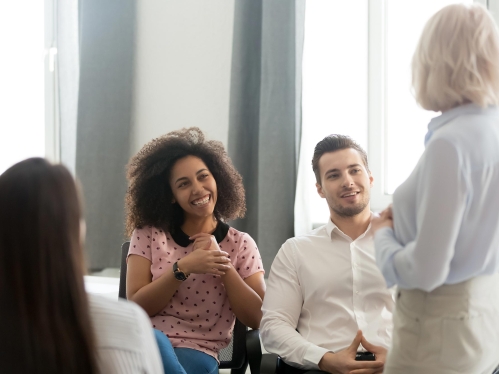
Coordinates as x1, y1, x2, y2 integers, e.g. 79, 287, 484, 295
355, 352, 375, 361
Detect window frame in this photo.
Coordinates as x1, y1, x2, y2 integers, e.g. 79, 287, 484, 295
487, 0, 499, 24
367, 0, 391, 211
44, 0, 59, 163
367, 0, 487, 211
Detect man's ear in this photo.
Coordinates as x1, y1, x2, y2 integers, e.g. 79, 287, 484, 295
369, 172, 374, 187
316, 182, 326, 198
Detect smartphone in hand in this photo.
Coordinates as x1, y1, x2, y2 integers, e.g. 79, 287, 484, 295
355, 352, 375, 361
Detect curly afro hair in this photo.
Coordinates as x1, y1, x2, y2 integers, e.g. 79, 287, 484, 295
125, 127, 246, 237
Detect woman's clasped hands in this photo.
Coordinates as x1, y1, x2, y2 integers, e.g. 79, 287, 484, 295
176, 233, 232, 276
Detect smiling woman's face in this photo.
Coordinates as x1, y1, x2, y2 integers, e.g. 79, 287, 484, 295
169, 155, 218, 222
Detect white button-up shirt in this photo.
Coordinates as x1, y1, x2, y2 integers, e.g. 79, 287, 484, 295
261, 218, 394, 370
89, 294, 164, 374
375, 104, 499, 292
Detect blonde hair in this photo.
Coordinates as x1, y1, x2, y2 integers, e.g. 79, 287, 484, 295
412, 3, 499, 112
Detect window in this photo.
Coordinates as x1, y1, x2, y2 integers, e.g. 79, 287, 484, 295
369, 0, 473, 209
383, 0, 473, 195
297, 0, 478, 234
295, 0, 368, 235
0, 1, 56, 175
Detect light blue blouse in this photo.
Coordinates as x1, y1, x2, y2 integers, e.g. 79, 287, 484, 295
375, 104, 499, 291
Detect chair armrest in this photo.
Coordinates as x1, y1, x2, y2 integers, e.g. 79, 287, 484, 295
260, 353, 279, 374
246, 329, 262, 374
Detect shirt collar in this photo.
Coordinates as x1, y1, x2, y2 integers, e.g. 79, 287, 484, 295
424, 103, 499, 146
325, 218, 338, 239
170, 220, 230, 247
325, 213, 373, 242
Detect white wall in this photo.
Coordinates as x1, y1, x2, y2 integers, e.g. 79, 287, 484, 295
131, 0, 235, 155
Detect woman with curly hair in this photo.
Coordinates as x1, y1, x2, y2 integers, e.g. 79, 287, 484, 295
125, 127, 265, 374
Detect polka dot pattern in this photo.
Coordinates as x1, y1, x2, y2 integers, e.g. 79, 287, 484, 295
128, 226, 264, 360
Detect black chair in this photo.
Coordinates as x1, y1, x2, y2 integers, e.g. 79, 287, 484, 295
261, 353, 328, 374
119, 242, 262, 374
260, 353, 280, 374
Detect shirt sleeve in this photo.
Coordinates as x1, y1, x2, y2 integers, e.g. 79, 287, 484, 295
132, 303, 165, 374
234, 233, 265, 279
260, 241, 329, 370
374, 138, 468, 291
128, 227, 153, 262
90, 295, 164, 374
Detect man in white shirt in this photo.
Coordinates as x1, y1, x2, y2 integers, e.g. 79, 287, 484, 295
261, 135, 394, 374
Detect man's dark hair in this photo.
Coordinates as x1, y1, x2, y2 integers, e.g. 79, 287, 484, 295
311, 134, 369, 184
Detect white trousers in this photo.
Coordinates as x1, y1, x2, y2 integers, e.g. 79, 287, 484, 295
384, 274, 499, 374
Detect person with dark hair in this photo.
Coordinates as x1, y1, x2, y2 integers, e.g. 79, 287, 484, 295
125, 127, 265, 374
0, 158, 163, 374
261, 134, 394, 374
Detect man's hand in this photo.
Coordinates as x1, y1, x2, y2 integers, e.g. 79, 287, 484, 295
318, 331, 384, 374
371, 205, 394, 234
360, 336, 387, 374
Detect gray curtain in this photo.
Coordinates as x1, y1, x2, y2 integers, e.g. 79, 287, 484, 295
75, 0, 136, 270
228, 0, 305, 272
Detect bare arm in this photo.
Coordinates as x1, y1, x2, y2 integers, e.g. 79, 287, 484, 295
221, 267, 265, 329
189, 232, 265, 329
127, 248, 231, 316
126, 254, 182, 316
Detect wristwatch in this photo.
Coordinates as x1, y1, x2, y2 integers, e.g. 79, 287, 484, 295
173, 262, 189, 281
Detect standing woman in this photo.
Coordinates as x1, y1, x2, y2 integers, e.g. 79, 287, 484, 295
125, 127, 265, 374
0, 158, 163, 374
372, 4, 499, 374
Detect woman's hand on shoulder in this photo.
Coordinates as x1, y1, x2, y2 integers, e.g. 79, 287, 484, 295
177, 233, 231, 276
371, 204, 394, 234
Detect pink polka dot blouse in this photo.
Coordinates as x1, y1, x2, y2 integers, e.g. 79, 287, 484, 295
127, 222, 264, 361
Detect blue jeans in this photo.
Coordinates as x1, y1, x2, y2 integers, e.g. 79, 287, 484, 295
153, 329, 218, 374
